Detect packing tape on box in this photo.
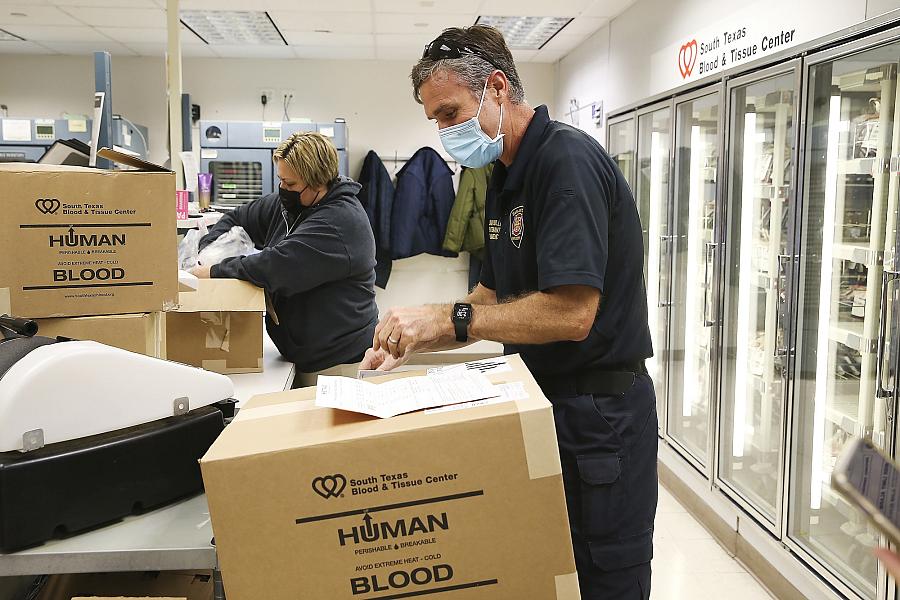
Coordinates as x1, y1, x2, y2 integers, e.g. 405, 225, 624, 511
555, 572, 581, 599
0, 288, 10, 315
200, 311, 231, 352
234, 400, 320, 423
516, 377, 564, 481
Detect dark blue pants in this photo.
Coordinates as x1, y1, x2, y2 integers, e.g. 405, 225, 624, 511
550, 373, 658, 599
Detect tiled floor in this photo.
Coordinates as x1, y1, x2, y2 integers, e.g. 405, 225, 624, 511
652, 484, 774, 599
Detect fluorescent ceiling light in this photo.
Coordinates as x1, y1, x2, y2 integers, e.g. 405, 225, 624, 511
180, 10, 286, 46
475, 16, 572, 50
0, 28, 24, 42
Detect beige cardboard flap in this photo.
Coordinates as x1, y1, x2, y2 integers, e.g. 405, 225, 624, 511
555, 573, 581, 600
98, 147, 171, 172
175, 279, 265, 313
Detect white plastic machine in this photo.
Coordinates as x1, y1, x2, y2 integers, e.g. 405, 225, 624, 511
0, 315, 235, 552
199, 119, 349, 207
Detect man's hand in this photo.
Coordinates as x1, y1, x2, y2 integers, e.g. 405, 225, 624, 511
373, 305, 453, 359
359, 347, 410, 371
190, 265, 212, 279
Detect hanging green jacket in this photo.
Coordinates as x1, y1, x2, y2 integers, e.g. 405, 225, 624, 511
442, 164, 493, 261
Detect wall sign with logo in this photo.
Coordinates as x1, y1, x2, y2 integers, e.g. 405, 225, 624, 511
647, 0, 865, 96
677, 26, 797, 81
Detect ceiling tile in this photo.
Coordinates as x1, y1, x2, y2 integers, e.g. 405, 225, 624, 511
533, 48, 567, 63
293, 45, 377, 60
269, 10, 372, 34
179, 0, 370, 11
283, 31, 374, 47
180, 42, 216, 57
375, 45, 424, 61
582, 0, 637, 18
98, 27, 166, 44
121, 41, 165, 56
537, 30, 589, 53
476, 0, 593, 17
375, 0, 481, 12
375, 12, 472, 34
0, 39, 54, 53
511, 48, 539, 62
211, 44, 294, 58
60, 6, 167, 29
559, 16, 608, 37
376, 32, 435, 48
0, 5, 81, 26
39, 39, 137, 56
50, 0, 157, 6
4, 24, 110, 42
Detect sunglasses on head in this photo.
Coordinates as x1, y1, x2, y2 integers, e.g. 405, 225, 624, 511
422, 36, 500, 70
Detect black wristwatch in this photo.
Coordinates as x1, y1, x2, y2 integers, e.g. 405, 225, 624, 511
452, 302, 473, 343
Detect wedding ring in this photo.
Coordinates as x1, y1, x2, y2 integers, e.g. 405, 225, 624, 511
388, 337, 399, 344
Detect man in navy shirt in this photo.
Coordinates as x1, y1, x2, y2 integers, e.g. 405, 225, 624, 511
362, 25, 656, 599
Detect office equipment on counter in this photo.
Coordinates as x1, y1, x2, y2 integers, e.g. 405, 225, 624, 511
199, 119, 349, 207
0, 115, 148, 164
0, 319, 235, 552
0, 117, 91, 163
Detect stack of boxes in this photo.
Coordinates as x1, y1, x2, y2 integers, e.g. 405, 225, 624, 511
0, 152, 265, 374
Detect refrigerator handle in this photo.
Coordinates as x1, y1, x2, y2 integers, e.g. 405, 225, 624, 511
876, 269, 900, 399
658, 235, 675, 307
774, 254, 791, 357
703, 242, 720, 327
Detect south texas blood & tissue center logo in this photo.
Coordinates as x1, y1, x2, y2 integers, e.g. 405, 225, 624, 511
678, 39, 698, 79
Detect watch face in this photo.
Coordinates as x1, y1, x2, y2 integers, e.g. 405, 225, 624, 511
454, 305, 471, 320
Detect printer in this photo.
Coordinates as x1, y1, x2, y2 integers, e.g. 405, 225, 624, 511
0, 315, 235, 552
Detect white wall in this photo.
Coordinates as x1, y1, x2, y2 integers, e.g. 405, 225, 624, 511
555, 0, 885, 140
0, 54, 555, 176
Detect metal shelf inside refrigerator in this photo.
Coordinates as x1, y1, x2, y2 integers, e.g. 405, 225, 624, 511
829, 320, 877, 354
832, 242, 883, 266
838, 157, 879, 177
825, 387, 861, 436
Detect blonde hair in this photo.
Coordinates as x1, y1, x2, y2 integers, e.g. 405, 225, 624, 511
273, 132, 339, 189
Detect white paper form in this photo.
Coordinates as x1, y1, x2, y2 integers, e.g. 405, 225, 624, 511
2, 119, 31, 142
316, 370, 499, 418
427, 356, 512, 376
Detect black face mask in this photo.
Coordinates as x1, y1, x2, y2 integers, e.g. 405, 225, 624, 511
279, 185, 307, 214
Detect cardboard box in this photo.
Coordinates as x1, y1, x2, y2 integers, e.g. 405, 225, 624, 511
35, 312, 166, 358
165, 279, 265, 374
201, 355, 578, 600
37, 570, 212, 600
0, 150, 178, 318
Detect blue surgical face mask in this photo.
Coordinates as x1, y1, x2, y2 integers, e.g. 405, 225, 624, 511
438, 79, 504, 168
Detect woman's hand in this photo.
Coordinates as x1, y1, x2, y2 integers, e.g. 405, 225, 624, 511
190, 265, 212, 279
359, 347, 410, 372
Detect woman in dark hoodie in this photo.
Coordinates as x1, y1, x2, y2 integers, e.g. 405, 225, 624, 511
191, 132, 378, 386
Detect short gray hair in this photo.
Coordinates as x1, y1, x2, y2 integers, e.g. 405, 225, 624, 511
411, 25, 526, 105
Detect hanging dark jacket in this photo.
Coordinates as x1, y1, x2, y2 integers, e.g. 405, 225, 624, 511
390, 147, 455, 259
200, 177, 378, 373
357, 150, 395, 288
442, 164, 493, 261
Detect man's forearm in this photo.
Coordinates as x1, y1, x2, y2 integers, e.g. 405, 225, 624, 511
470, 288, 598, 345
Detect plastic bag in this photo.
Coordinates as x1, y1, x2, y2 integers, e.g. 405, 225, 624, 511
198, 226, 258, 266
178, 228, 202, 271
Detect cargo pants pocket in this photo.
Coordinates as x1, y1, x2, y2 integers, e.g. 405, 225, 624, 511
576, 453, 624, 540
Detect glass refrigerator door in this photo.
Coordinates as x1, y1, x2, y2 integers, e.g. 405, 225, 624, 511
789, 43, 900, 599
719, 72, 796, 524
637, 106, 673, 433
668, 91, 721, 466
609, 117, 636, 192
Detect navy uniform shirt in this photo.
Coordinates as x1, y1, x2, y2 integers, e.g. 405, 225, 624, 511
480, 105, 652, 378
